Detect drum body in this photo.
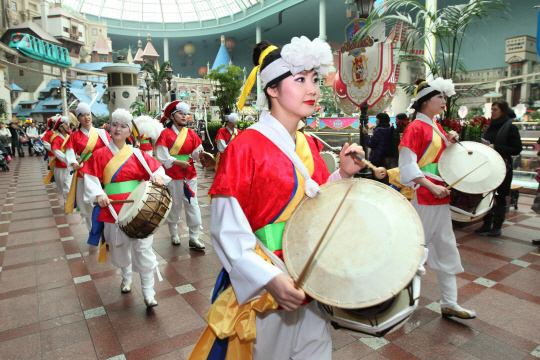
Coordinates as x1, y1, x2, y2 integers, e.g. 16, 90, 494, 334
118, 181, 172, 239
282, 179, 425, 335
200, 152, 216, 170
320, 151, 340, 174
451, 190, 494, 222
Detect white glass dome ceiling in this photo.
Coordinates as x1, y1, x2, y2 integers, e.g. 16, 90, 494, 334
61, 0, 259, 24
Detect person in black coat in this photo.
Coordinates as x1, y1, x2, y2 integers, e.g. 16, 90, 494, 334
8, 122, 24, 157
475, 100, 522, 237
362, 113, 394, 167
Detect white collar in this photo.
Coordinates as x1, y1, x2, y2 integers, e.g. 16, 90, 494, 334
80, 125, 93, 137
415, 112, 436, 125
108, 141, 121, 155
172, 125, 183, 135
58, 133, 66, 140
226, 126, 235, 135
259, 111, 296, 152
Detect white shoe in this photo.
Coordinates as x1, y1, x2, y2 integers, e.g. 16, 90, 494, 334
441, 304, 476, 319
189, 239, 205, 250
120, 283, 132, 293
171, 235, 181, 245
145, 298, 158, 307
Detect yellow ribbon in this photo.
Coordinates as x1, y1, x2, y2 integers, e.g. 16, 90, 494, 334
188, 245, 279, 360
237, 45, 278, 110
65, 129, 99, 213
97, 238, 108, 263
169, 126, 188, 156
414, 81, 427, 97
103, 145, 133, 185
387, 126, 442, 199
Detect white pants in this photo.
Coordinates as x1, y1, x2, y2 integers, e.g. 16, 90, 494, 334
253, 301, 332, 360
166, 178, 202, 240
412, 194, 463, 307
54, 167, 72, 201
76, 177, 92, 231
104, 223, 158, 300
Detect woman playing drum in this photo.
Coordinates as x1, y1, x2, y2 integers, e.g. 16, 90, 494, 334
398, 77, 476, 320
81, 109, 170, 307
155, 101, 206, 250
65, 102, 111, 230
189, 37, 365, 360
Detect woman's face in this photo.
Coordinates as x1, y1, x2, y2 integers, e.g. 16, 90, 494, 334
60, 123, 71, 134
423, 93, 446, 116
491, 104, 502, 119
173, 112, 187, 126
79, 113, 92, 127
268, 70, 320, 119
110, 122, 131, 141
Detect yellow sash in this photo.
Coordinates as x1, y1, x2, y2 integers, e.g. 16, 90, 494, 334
189, 131, 315, 360
43, 134, 69, 184
169, 126, 188, 156
65, 129, 99, 213
388, 127, 442, 199
215, 128, 238, 172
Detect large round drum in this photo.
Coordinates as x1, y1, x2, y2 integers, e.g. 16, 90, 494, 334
118, 181, 172, 239
282, 178, 425, 309
438, 141, 506, 194
320, 151, 340, 174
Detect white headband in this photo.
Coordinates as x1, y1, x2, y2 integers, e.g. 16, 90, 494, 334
225, 113, 239, 123
110, 108, 133, 130
415, 77, 456, 101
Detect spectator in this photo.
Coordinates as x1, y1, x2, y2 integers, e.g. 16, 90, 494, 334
474, 100, 522, 237
362, 113, 395, 167
0, 122, 12, 155
8, 121, 24, 157
25, 122, 39, 156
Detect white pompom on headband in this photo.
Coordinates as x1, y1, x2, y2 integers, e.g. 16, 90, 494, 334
110, 108, 133, 130
75, 102, 91, 117
225, 113, 239, 123
412, 77, 456, 110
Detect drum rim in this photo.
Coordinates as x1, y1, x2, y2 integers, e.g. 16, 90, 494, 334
439, 141, 506, 194
118, 181, 149, 225
282, 178, 425, 309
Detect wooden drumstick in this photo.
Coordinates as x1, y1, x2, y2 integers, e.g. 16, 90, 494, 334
77, 152, 90, 165
446, 161, 487, 190
454, 139, 473, 155
92, 199, 135, 206
348, 152, 386, 179
294, 183, 354, 289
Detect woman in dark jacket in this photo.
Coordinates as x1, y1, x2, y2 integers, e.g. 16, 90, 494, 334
475, 100, 522, 236
362, 113, 394, 167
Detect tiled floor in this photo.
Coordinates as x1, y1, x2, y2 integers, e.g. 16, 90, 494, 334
0, 155, 539, 360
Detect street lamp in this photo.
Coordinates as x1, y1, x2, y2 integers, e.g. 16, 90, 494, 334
144, 73, 152, 112
165, 63, 173, 90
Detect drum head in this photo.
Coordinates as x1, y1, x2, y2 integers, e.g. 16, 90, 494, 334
282, 179, 425, 309
321, 151, 340, 174
439, 141, 506, 194
118, 181, 148, 223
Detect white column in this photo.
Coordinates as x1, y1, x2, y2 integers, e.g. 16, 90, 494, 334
424, 0, 436, 81
522, 61, 530, 103
256, 26, 262, 103
60, 69, 68, 116
163, 38, 169, 62
319, 0, 327, 42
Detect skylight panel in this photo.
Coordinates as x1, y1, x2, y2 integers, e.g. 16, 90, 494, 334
180, 3, 195, 12
161, 0, 176, 4
211, 0, 224, 7
249, 0, 258, 4
182, 12, 199, 22
163, 12, 180, 22
124, 2, 142, 11
239, 0, 250, 7
214, 6, 228, 17
143, 12, 163, 22
227, 0, 242, 12
162, 4, 180, 13
102, 8, 121, 18
199, 10, 214, 20
84, 0, 101, 6
177, 0, 192, 3
196, 1, 210, 11
62, 0, 80, 10
123, 10, 143, 21
80, 3, 100, 15
143, 4, 158, 12
104, 0, 122, 9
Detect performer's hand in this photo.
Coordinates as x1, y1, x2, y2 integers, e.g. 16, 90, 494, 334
429, 184, 450, 199
174, 160, 190, 169
266, 274, 305, 311
339, 143, 365, 178
152, 175, 164, 186
96, 195, 111, 208
447, 131, 459, 143
71, 163, 80, 171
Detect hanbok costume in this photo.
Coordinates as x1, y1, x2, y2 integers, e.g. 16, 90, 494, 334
398, 78, 475, 319
42, 116, 58, 162
155, 101, 205, 249
214, 114, 241, 172
80, 108, 170, 307
43, 116, 73, 202
189, 36, 336, 360
65, 103, 111, 230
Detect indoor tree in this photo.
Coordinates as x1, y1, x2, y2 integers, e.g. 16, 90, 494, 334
204, 64, 243, 120
360, 0, 509, 118
141, 61, 173, 112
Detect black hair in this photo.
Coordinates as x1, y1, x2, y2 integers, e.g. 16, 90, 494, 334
396, 113, 408, 121
376, 113, 390, 124
252, 41, 284, 111
411, 77, 440, 120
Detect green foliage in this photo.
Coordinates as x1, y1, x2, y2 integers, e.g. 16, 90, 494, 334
319, 86, 340, 115
204, 65, 244, 118
236, 121, 253, 130
205, 121, 223, 142
94, 114, 109, 127
141, 61, 173, 93
0, 99, 7, 117
361, 0, 509, 118
130, 101, 146, 116
206, 113, 212, 121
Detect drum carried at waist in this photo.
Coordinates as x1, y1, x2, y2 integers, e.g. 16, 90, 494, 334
438, 141, 506, 222
282, 179, 426, 336
118, 181, 172, 239
320, 151, 340, 174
